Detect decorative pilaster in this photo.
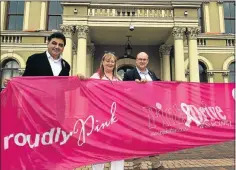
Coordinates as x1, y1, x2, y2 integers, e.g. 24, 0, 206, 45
202, 1, 210, 32
186, 27, 200, 82
75, 25, 89, 75
40, 1, 47, 30
1, 1, 7, 31
217, 0, 225, 33
172, 27, 186, 81
23, 1, 31, 30
60, 25, 74, 74
159, 45, 172, 81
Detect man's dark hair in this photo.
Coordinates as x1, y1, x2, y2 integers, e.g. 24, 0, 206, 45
48, 32, 66, 46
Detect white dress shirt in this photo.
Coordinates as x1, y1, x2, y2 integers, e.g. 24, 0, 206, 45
136, 67, 153, 81
46, 51, 62, 76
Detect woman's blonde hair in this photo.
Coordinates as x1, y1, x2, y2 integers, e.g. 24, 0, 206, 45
97, 53, 121, 80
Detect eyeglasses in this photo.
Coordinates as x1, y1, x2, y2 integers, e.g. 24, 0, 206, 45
137, 58, 148, 61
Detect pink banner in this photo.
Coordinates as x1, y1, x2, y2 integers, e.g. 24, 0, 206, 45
1, 77, 235, 170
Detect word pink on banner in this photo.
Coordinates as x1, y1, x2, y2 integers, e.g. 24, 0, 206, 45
1, 77, 235, 170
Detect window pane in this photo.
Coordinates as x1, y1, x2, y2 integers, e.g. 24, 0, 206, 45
199, 62, 208, 82
1, 70, 12, 88
231, 20, 235, 33
49, 1, 62, 15
56, 16, 62, 30
57, 2, 63, 14
225, 19, 232, 33
229, 62, 235, 71
231, 3, 235, 18
17, 1, 25, 14
12, 61, 20, 69
3, 60, 19, 69
48, 16, 57, 30
8, 1, 18, 14
15, 16, 23, 30
8, 15, 16, 30
49, 2, 57, 15
12, 70, 20, 77
224, 3, 230, 18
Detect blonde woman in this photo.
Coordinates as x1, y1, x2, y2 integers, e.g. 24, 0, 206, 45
78, 52, 123, 170
90, 52, 121, 81
91, 52, 123, 169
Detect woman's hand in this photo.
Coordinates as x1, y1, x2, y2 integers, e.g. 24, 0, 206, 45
135, 79, 147, 83
3, 78, 11, 87
77, 73, 88, 80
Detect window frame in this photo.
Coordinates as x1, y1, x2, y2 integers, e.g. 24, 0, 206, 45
6, 1, 25, 30
47, 1, 63, 31
223, 1, 235, 33
198, 4, 204, 33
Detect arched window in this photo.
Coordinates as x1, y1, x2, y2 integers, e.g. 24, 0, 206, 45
199, 61, 208, 82
117, 65, 134, 80
1, 59, 20, 88
229, 62, 235, 82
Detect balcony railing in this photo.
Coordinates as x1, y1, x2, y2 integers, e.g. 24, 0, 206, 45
88, 7, 173, 18
1, 35, 22, 43
226, 39, 235, 46
197, 34, 235, 47
197, 38, 206, 46
0, 31, 51, 44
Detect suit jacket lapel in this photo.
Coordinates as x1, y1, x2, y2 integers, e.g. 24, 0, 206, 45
59, 59, 65, 76
42, 52, 54, 76
134, 68, 141, 80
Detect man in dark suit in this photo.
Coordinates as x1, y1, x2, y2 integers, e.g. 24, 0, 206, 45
123, 52, 164, 170
4, 32, 70, 86
22, 32, 70, 76
123, 52, 160, 82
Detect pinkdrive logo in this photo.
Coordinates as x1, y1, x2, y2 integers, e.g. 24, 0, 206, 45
181, 103, 226, 127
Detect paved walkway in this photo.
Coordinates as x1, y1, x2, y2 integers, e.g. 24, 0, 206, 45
76, 141, 235, 170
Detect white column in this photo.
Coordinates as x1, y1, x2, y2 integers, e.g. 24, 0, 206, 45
207, 72, 214, 83
40, 1, 47, 30
23, 1, 31, 30
159, 44, 172, 81
86, 44, 95, 77
223, 72, 229, 83
203, 1, 210, 32
217, 1, 225, 33
172, 27, 186, 81
1, 1, 7, 31
72, 50, 77, 76
186, 27, 200, 82
60, 25, 74, 75
75, 25, 89, 75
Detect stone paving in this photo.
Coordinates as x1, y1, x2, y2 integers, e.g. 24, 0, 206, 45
75, 141, 235, 170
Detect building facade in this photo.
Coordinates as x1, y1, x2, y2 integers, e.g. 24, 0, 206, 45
0, 0, 235, 88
